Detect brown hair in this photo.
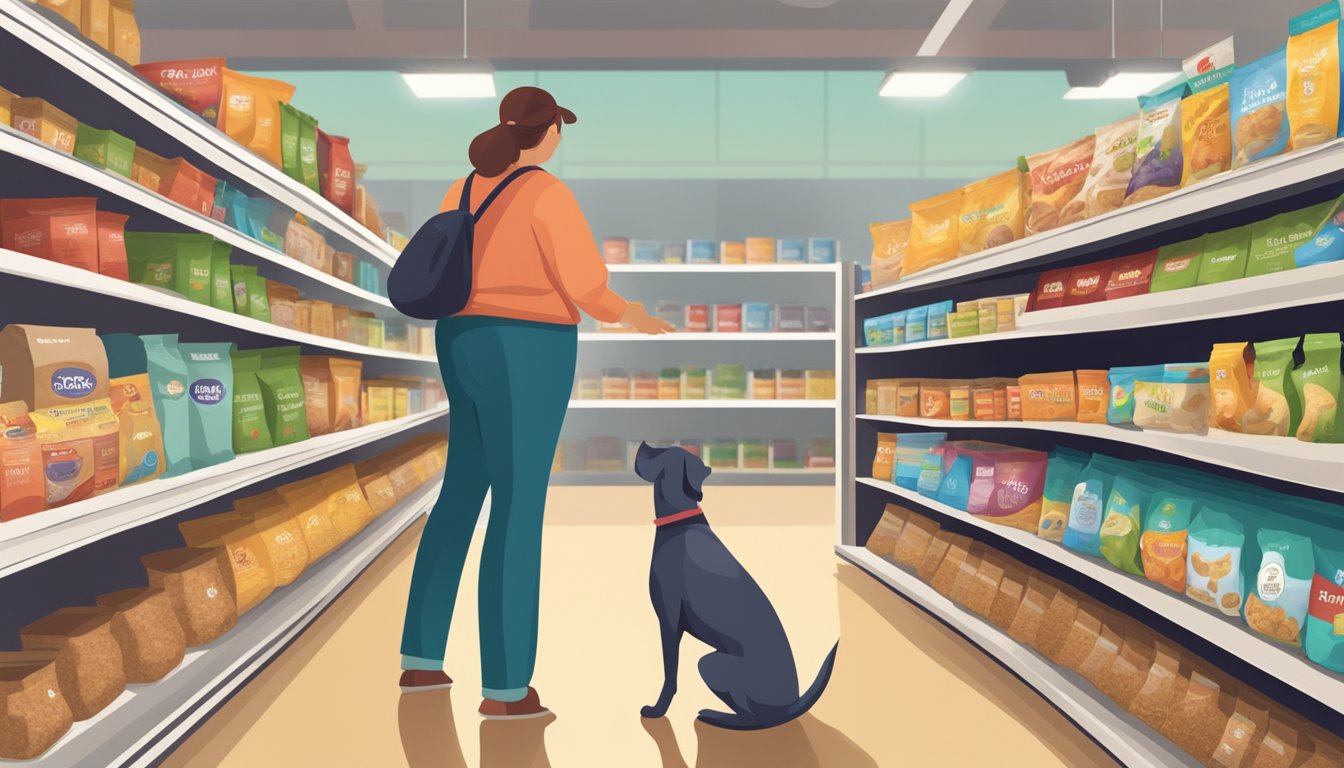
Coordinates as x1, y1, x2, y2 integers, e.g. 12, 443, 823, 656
468, 86, 577, 177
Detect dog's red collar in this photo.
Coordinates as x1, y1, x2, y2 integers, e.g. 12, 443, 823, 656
654, 507, 704, 527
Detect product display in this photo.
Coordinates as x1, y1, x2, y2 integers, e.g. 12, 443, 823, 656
601, 235, 837, 265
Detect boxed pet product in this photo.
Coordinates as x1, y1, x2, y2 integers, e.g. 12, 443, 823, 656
687, 239, 717, 264
630, 239, 661, 264
808, 238, 837, 264
745, 238, 776, 264
776, 239, 805, 264
719, 241, 745, 264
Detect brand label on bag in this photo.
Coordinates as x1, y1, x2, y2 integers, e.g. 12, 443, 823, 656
190, 378, 226, 405
51, 367, 96, 398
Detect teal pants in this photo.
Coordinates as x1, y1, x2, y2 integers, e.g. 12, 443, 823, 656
400, 315, 576, 702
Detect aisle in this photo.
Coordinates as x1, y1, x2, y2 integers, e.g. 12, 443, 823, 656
160, 487, 1117, 768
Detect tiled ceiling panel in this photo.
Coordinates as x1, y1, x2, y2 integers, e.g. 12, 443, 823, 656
525, 0, 947, 32
137, 0, 356, 30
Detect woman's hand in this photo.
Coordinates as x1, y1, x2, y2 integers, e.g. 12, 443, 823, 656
620, 302, 675, 335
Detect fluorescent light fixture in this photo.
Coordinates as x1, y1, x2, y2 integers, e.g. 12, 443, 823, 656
401, 72, 496, 99
879, 71, 967, 98
1064, 71, 1179, 100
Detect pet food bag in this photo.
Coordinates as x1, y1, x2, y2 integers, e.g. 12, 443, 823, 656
1246, 529, 1313, 647
904, 189, 962, 276
1063, 454, 1123, 557
19, 607, 125, 721
107, 373, 166, 486
220, 69, 296, 166
1133, 363, 1210, 434
894, 432, 945, 490
1159, 665, 1234, 760
355, 459, 398, 517
1018, 371, 1077, 421
964, 445, 1047, 533
1037, 447, 1088, 542
1293, 193, 1344, 269
318, 130, 356, 214
125, 231, 214, 305
1127, 641, 1185, 730
957, 170, 1024, 255
230, 348, 273, 453
96, 211, 130, 281
242, 499, 311, 587
1292, 333, 1341, 443
1209, 341, 1256, 433
1104, 250, 1156, 300
0, 652, 73, 760
279, 482, 343, 562
140, 547, 238, 646
1186, 507, 1245, 616
1287, 3, 1343, 149
94, 587, 185, 683
0, 403, 45, 522
1306, 543, 1344, 672
1140, 491, 1193, 593
1107, 365, 1164, 425
320, 465, 376, 539
134, 59, 226, 124
869, 220, 909, 288
178, 515, 276, 615
1, 197, 98, 273
1082, 114, 1140, 218
257, 347, 309, 446
1151, 235, 1205, 292
179, 342, 235, 469
1023, 135, 1094, 235
141, 334, 193, 476
864, 504, 910, 558
1232, 49, 1291, 167
0, 324, 110, 411
1099, 474, 1159, 576
1179, 37, 1235, 187
1126, 83, 1187, 206
1249, 201, 1334, 277
1197, 226, 1251, 285
1249, 337, 1302, 436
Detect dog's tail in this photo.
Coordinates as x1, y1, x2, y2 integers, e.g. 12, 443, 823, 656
784, 641, 838, 721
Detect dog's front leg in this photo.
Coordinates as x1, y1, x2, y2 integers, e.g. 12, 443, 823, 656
641, 623, 682, 719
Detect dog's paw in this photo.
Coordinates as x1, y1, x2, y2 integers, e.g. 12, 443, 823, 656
641, 705, 668, 719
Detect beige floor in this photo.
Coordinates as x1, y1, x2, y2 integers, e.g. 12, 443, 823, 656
162, 487, 1118, 768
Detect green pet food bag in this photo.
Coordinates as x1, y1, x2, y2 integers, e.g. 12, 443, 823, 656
1291, 333, 1341, 443
280, 102, 302, 184
1247, 201, 1334, 277
141, 334, 193, 477
178, 342, 234, 469
125, 231, 212, 305
1250, 337, 1302, 436
297, 109, 320, 194
1197, 225, 1251, 285
231, 348, 273, 454
1306, 543, 1344, 672
210, 240, 234, 313
1099, 474, 1158, 576
231, 265, 271, 323
256, 346, 309, 446
1151, 236, 1205, 292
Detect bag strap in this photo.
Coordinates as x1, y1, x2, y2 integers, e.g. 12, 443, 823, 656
472, 166, 544, 221
458, 172, 477, 212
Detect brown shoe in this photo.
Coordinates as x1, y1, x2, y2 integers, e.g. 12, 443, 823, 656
479, 687, 550, 719
400, 669, 453, 693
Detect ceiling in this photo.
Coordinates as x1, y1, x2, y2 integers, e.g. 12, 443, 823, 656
138, 0, 1319, 70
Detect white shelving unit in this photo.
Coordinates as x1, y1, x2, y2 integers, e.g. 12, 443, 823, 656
9, 481, 439, 768
568, 399, 836, 409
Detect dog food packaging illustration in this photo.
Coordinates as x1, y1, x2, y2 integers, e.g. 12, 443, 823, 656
1126, 83, 1186, 205
1103, 250, 1156, 300
19, 607, 125, 722
964, 445, 1047, 533
1023, 135, 1093, 235
0, 402, 44, 521
1, 198, 98, 273
904, 188, 961, 275
1081, 114, 1139, 218
1063, 454, 1121, 557
241, 498, 310, 587
1292, 333, 1341, 443
257, 347, 309, 446
108, 373, 165, 486
0, 651, 73, 760
178, 515, 275, 615
869, 220, 909, 288
125, 232, 213, 305
94, 588, 185, 683
96, 211, 130, 281
1037, 448, 1086, 543
134, 59, 226, 124
1133, 363, 1210, 434
141, 334, 193, 476
11, 98, 77, 154
1294, 192, 1344, 269
0, 324, 109, 412
1232, 48, 1290, 167
1107, 365, 1163, 425
1209, 342, 1256, 433
140, 547, 238, 646
1151, 236, 1205, 292
1019, 371, 1077, 421
1141, 492, 1193, 592
1098, 474, 1158, 576
1249, 201, 1334, 276
1306, 544, 1344, 672
956, 170, 1024, 255
894, 432, 945, 490
864, 504, 910, 558
1197, 225, 1251, 285
1075, 369, 1109, 424
179, 343, 234, 468
1186, 508, 1245, 616
1246, 529, 1313, 646
28, 398, 119, 507
1179, 39, 1234, 187
219, 69, 296, 166
1250, 337, 1303, 436
1287, 3, 1342, 149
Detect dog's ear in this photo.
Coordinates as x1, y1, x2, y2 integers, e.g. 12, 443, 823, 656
680, 449, 712, 501
634, 441, 663, 482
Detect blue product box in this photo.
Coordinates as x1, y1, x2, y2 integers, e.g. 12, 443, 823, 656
890, 311, 907, 345
863, 315, 893, 347
743, 303, 773, 332
687, 239, 718, 264
662, 241, 686, 263
807, 238, 838, 264
630, 239, 662, 264
925, 300, 954, 340
777, 239, 806, 263
905, 306, 929, 344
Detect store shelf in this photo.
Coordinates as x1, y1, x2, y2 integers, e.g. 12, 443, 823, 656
579, 332, 836, 342
550, 468, 835, 485
0, 406, 449, 579
852, 478, 1344, 715
857, 414, 1344, 495
0, 250, 437, 365
858, 138, 1344, 299
0, 0, 398, 266
607, 263, 841, 274
10, 481, 438, 768
0, 127, 395, 314
835, 544, 1202, 768
568, 399, 836, 409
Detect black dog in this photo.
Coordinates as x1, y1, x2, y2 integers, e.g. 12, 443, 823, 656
634, 442, 838, 730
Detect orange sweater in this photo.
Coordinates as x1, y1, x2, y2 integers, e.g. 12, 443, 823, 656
438, 171, 626, 325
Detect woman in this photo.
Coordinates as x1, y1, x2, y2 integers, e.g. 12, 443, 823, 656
399, 86, 672, 718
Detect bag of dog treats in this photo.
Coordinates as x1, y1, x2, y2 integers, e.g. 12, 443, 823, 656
18, 608, 125, 722
1198, 226, 1251, 285
257, 347, 309, 446
1287, 3, 1343, 149
894, 432, 945, 490
1232, 48, 1290, 167
1037, 447, 1087, 542
1186, 507, 1245, 616
1151, 235, 1205, 292
230, 348, 273, 454
1075, 369, 1108, 424
0, 651, 73, 760
1099, 473, 1159, 576
904, 189, 962, 276
1306, 543, 1344, 672
1179, 37, 1235, 187
221, 69, 296, 166
1141, 491, 1193, 592
1209, 342, 1256, 433
1294, 193, 1344, 269
179, 343, 234, 468
1, 197, 99, 273
1249, 201, 1334, 277
965, 445, 1047, 533
1246, 529, 1313, 647
134, 59, 226, 124
0, 324, 110, 412
1104, 250, 1156, 300
141, 334, 193, 476
1018, 371, 1077, 422
1134, 363, 1210, 434
1023, 135, 1093, 236
1082, 114, 1140, 219
957, 170, 1024, 255
1249, 337, 1302, 436
1292, 333, 1340, 443
125, 231, 213, 305
1063, 455, 1124, 557
1107, 365, 1163, 425
1126, 83, 1187, 206
869, 220, 909, 288
107, 373, 165, 486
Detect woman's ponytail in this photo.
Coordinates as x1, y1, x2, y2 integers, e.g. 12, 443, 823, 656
468, 124, 521, 177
